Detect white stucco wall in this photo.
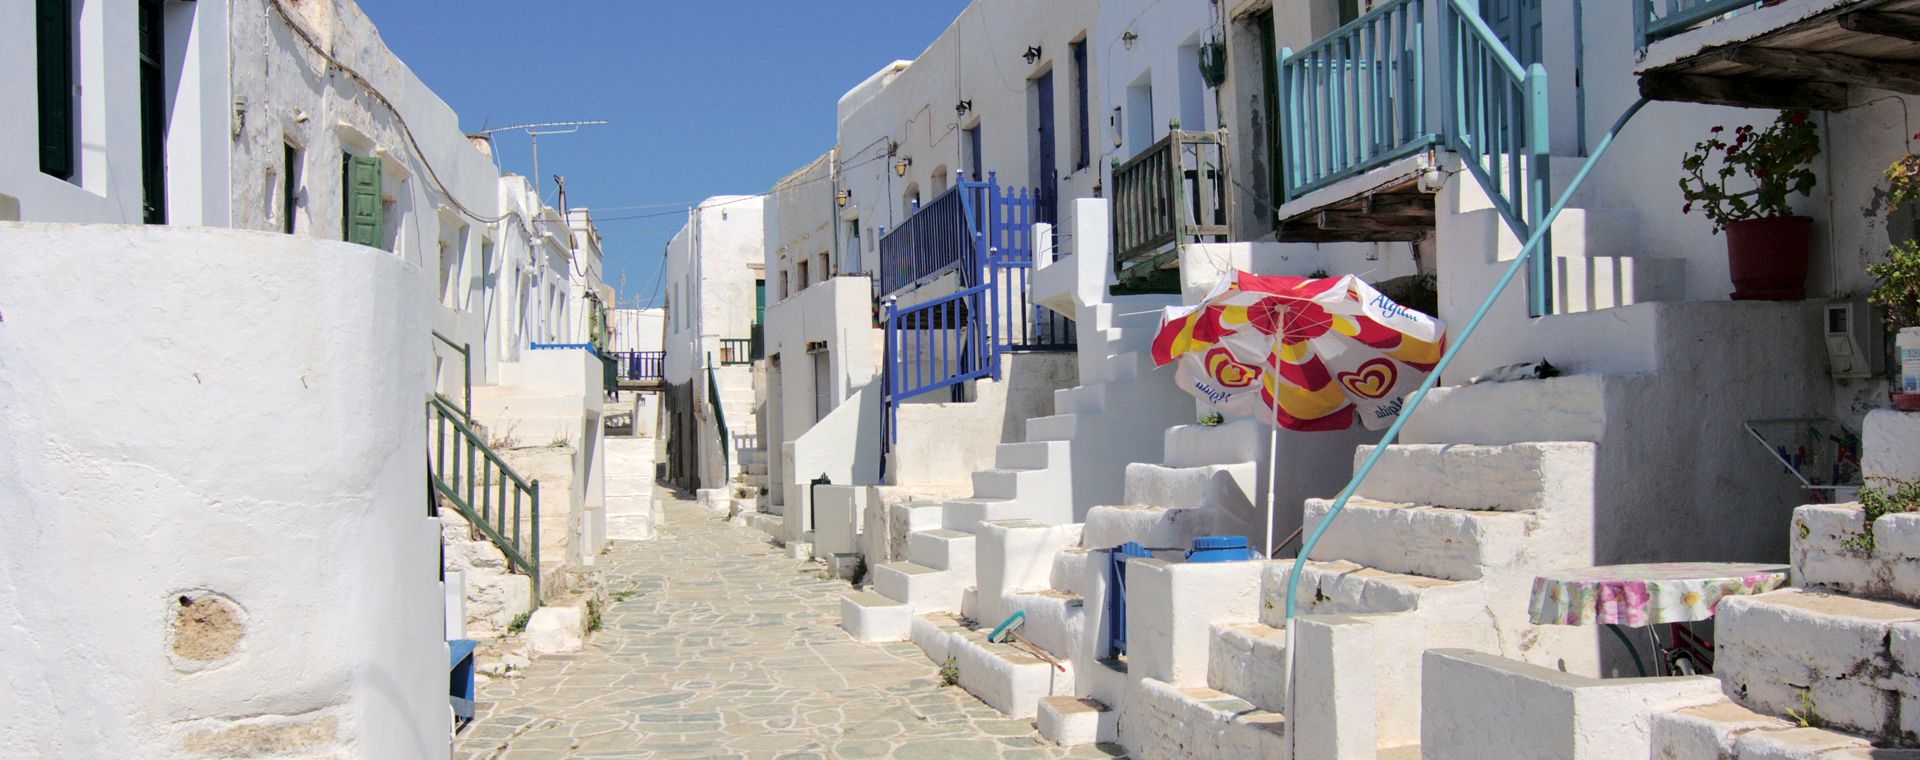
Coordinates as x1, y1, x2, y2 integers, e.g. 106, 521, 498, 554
662, 196, 766, 385
610, 308, 665, 354
0, 224, 445, 759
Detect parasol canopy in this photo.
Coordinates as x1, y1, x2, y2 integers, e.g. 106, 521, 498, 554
1151, 271, 1446, 431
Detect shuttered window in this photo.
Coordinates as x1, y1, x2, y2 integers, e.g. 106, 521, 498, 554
36, 0, 74, 180
342, 154, 383, 248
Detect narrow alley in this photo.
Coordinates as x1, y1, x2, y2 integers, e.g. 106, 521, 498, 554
455, 494, 1128, 760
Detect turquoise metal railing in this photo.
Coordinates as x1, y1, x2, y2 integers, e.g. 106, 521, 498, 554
1443, 0, 1554, 315
429, 395, 541, 604
1284, 98, 1650, 629
1636, 0, 1758, 50
431, 330, 472, 421
1279, 0, 1433, 200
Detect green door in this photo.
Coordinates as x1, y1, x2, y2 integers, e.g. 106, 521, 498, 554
755, 279, 766, 323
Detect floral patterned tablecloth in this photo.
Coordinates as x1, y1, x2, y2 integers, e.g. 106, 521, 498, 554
1528, 562, 1790, 627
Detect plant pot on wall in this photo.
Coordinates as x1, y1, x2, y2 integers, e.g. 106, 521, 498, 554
1724, 215, 1811, 300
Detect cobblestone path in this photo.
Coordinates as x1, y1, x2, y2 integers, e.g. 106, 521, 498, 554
456, 495, 1126, 759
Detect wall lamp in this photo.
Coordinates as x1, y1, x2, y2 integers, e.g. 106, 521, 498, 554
1121, 31, 1138, 50
1023, 45, 1042, 64
955, 99, 973, 116
836, 190, 850, 207
894, 157, 912, 177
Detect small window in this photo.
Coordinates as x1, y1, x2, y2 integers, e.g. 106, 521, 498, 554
36, 0, 76, 180
780, 270, 790, 300
818, 252, 830, 280
797, 259, 810, 291
138, 0, 167, 224
1072, 38, 1090, 170
964, 126, 983, 181
281, 142, 302, 234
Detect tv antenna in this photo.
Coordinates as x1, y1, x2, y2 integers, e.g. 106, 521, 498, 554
476, 120, 608, 200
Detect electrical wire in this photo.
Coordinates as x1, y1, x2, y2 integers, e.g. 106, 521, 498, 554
590, 151, 894, 224
267, 0, 507, 224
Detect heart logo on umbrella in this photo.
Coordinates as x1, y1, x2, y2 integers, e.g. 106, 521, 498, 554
1337, 358, 1397, 399
1205, 347, 1260, 388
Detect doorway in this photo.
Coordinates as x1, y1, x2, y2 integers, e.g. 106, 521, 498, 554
1031, 71, 1058, 225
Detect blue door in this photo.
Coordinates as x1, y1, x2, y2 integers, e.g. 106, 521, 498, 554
1033, 71, 1058, 225
1480, 0, 1544, 67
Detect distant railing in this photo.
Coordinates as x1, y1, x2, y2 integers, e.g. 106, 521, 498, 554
878, 179, 992, 296
429, 396, 541, 604
611, 350, 664, 382
1111, 122, 1231, 289
1443, 0, 1553, 314
431, 330, 472, 421
1280, 0, 1433, 200
1636, 0, 1758, 50
706, 354, 731, 479
719, 338, 754, 366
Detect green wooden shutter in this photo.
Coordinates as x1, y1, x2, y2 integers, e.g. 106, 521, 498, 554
342, 154, 383, 247
755, 280, 766, 323
36, 0, 74, 180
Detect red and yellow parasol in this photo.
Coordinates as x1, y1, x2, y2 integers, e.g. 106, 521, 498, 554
1151, 271, 1446, 431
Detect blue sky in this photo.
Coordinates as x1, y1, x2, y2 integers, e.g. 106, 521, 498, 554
357, 1, 969, 308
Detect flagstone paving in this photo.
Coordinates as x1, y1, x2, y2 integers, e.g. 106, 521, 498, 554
456, 494, 1127, 760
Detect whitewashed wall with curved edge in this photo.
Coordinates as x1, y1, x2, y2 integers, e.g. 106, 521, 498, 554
0, 224, 447, 760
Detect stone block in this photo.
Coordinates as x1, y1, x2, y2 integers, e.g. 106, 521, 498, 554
1036, 696, 1113, 747
1865, 409, 1920, 483
1650, 699, 1793, 760
1302, 496, 1533, 581
525, 605, 584, 654
1730, 726, 1871, 759
1716, 590, 1920, 738
1791, 505, 1876, 593
838, 591, 910, 643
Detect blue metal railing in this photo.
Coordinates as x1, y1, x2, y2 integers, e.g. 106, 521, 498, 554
1636, 0, 1759, 50
1280, 0, 1433, 200
882, 284, 993, 444
1285, 98, 1651, 629
878, 179, 992, 296
1443, 0, 1553, 315
610, 350, 663, 382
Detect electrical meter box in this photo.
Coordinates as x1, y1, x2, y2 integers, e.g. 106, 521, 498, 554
1825, 297, 1884, 379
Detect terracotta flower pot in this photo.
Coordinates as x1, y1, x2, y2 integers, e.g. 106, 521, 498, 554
1897, 393, 1920, 412
1725, 215, 1811, 301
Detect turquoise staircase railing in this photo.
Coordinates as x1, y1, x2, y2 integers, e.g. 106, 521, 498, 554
429, 395, 542, 604
1284, 98, 1650, 628
1442, 0, 1554, 315
1279, 0, 1433, 200
706, 353, 730, 480
1636, 0, 1758, 50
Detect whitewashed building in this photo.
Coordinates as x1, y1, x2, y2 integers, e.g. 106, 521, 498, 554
660, 196, 767, 494
1, 0, 612, 756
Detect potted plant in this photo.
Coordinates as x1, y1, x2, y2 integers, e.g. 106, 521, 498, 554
1680, 109, 1821, 300
1870, 137, 1920, 411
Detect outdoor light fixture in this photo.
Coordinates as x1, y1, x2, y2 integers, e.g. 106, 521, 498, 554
836, 190, 849, 207
955, 99, 973, 116
1122, 31, 1138, 50
1023, 45, 1042, 64
895, 157, 912, 177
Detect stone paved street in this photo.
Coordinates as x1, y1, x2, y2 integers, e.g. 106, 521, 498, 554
456, 495, 1127, 759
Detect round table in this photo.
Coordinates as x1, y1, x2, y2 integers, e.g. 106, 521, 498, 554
1529, 562, 1790, 676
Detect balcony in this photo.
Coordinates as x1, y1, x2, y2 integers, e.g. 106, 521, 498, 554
877, 180, 992, 297
1110, 122, 1231, 293
1638, 0, 1920, 110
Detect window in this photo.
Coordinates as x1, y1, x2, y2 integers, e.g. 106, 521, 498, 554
797, 258, 810, 291
1125, 75, 1154, 156
755, 279, 766, 323
281, 142, 302, 234
36, 0, 76, 180
342, 153, 383, 247
1072, 38, 1090, 170
780, 270, 790, 300
138, 0, 167, 224
818, 252, 830, 281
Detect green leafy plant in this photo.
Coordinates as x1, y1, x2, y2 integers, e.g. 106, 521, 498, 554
1199, 412, 1225, 427
1679, 110, 1820, 233
1869, 140, 1920, 329
1842, 476, 1920, 552
1786, 689, 1820, 728
938, 657, 960, 687
507, 611, 533, 635
586, 596, 603, 633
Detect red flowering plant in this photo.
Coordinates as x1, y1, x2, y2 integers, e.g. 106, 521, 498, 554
1679, 110, 1821, 233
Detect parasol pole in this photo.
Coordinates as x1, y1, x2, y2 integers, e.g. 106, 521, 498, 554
1264, 328, 1280, 560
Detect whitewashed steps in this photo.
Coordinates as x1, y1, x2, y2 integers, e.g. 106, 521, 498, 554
1082, 504, 1214, 551
1301, 497, 1534, 581
1025, 413, 1078, 442
1260, 560, 1474, 624
906, 529, 976, 574
1207, 622, 1289, 714
1130, 679, 1287, 760
1037, 696, 1116, 747
1651, 698, 1919, 759
1714, 588, 1920, 743
910, 613, 1074, 719
1351, 441, 1596, 513
874, 561, 965, 613
839, 591, 911, 643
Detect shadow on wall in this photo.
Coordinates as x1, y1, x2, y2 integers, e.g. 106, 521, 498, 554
995, 353, 1080, 445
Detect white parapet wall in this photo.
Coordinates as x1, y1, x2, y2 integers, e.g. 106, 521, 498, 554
1421, 649, 1722, 760
0, 224, 448, 759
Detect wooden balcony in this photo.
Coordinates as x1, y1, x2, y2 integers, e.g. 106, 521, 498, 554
1638, 0, 1920, 110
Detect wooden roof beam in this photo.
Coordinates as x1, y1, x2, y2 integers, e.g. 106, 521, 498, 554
1839, 10, 1920, 43
1720, 45, 1920, 96
1638, 72, 1848, 110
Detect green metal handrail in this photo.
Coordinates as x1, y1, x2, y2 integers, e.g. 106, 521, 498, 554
706, 353, 731, 480
431, 330, 472, 420
1284, 98, 1650, 629
719, 338, 754, 366
429, 395, 541, 604
1636, 0, 1757, 50
1443, 0, 1553, 315
1110, 120, 1229, 290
